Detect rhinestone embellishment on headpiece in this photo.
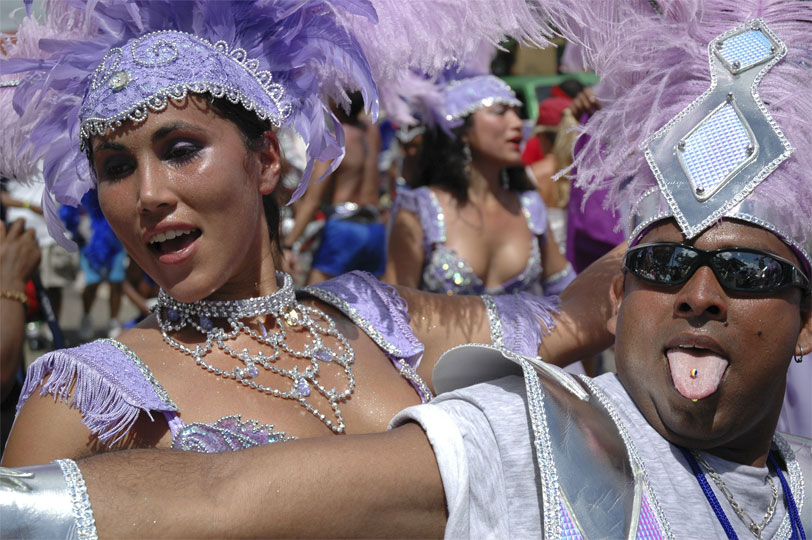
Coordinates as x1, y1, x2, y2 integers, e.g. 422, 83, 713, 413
80, 30, 293, 149
640, 19, 792, 241
442, 75, 522, 123
156, 272, 355, 434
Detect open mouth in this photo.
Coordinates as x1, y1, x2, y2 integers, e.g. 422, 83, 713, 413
666, 345, 729, 401
148, 229, 201, 255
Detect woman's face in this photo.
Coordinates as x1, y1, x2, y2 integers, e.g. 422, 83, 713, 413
92, 96, 280, 302
466, 104, 524, 168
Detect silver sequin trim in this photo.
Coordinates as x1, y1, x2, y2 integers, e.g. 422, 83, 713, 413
772, 433, 805, 539
100, 338, 178, 410
521, 359, 563, 539
579, 376, 675, 540
481, 295, 504, 349
55, 459, 98, 540
300, 286, 434, 402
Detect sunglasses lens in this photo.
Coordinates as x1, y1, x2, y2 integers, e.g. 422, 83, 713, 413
713, 251, 786, 291
627, 245, 697, 284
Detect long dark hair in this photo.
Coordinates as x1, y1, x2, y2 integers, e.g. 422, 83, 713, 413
416, 115, 533, 204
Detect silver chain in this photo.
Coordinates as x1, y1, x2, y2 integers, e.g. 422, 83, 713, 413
691, 450, 778, 539
156, 271, 355, 433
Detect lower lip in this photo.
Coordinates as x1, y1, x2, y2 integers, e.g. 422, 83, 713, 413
154, 235, 200, 265
509, 141, 521, 150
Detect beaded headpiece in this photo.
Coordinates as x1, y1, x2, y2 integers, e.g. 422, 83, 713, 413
79, 30, 294, 149
3, 0, 553, 250
441, 75, 522, 125
539, 0, 812, 271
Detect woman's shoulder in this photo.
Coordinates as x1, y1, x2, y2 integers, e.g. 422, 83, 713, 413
18, 332, 177, 445
300, 272, 423, 360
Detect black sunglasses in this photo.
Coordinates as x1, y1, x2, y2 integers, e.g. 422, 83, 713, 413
624, 242, 811, 293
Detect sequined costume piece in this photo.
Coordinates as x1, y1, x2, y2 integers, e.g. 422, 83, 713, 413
16, 273, 429, 451
390, 187, 548, 295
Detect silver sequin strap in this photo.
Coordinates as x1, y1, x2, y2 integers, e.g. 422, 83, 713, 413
481, 295, 504, 349
55, 459, 98, 540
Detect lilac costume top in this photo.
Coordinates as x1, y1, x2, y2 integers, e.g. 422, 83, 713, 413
17, 272, 556, 453
392, 187, 566, 296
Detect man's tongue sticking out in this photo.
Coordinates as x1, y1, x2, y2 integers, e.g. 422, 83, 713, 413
667, 348, 728, 400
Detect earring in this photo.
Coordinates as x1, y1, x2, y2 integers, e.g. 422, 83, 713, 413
462, 142, 472, 177
795, 345, 805, 363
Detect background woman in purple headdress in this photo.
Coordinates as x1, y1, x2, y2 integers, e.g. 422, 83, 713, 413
1, 0, 619, 467
385, 74, 577, 301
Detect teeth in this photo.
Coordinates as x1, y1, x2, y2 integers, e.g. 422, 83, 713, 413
150, 229, 192, 244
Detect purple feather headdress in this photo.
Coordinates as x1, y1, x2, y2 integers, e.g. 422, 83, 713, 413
0, 0, 91, 183
3, 0, 380, 249
536, 0, 812, 269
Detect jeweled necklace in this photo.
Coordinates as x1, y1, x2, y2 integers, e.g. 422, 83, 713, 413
680, 447, 799, 540
156, 271, 355, 433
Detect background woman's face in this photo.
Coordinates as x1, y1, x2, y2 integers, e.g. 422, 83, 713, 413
466, 105, 524, 168
93, 95, 278, 302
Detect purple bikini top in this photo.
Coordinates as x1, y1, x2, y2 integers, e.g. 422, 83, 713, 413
391, 187, 548, 295
17, 272, 428, 453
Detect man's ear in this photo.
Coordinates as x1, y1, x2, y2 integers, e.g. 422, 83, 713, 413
257, 131, 282, 196
606, 272, 625, 337
796, 294, 812, 358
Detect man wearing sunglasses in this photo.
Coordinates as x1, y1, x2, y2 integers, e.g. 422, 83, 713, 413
2, 4, 811, 539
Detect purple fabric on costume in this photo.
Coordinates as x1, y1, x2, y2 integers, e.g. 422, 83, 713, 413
440, 75, 522, 127
171, 415, 295, 453
490, 293, 559, 357
565, 119, 624, 273
17, 338, 177, 445
301, 270, 430, 402
391, 187, 547, 296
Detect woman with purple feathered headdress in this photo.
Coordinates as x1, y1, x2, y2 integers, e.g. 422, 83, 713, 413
0, 0, 618, 473
383, 55, 577, 302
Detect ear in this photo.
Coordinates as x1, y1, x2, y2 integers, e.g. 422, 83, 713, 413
796, 294, 812, 358
257, 131, 282, 196
606, 272, 625, 337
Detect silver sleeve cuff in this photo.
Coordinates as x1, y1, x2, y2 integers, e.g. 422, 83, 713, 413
0, 459, 98, 540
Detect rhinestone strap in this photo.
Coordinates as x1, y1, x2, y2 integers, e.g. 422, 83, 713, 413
481, 295, 504, 349
521, 359, 563, 539
55, 459, 98, 540
157, 271, 355, 434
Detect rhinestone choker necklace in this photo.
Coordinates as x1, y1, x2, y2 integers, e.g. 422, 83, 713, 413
156, 271, 355, 433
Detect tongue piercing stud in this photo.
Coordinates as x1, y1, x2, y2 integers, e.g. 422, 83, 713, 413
691, 398, 698, 402
690, 368, 699, 379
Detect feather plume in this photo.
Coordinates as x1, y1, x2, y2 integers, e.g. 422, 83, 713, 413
532, 0, 811, 246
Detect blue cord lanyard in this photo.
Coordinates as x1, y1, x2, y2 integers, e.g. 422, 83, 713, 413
680, 448, 806, 540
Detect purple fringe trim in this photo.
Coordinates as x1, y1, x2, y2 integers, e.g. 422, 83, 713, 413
492, 292, 560, 357
18, 351, 153, 446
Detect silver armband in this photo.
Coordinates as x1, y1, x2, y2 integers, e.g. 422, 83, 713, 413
0, 459, 98, 539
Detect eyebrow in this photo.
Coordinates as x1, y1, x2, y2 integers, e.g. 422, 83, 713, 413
151, 121, 206, 144
92, 121, 207, 154
93, 141, 127, 154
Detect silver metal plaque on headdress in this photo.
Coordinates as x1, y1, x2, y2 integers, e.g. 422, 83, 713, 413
643, 19, 793, 240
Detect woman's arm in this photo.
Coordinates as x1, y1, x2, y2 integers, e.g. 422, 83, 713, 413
405, 243, 624, 375
382, 204, 425, 288
80, 423, 446, 538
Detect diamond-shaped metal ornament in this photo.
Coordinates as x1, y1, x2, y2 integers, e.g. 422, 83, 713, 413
643, 19, 793, 240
